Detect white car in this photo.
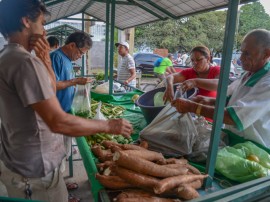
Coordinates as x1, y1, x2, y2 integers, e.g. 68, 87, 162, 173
212, 57, 237, 76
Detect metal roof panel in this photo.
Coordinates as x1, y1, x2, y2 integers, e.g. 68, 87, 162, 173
45, 0, 254, 29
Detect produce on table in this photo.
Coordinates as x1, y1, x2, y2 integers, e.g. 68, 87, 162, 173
113, 151, 188, 178
112, 165, 160, 190
247, 154, 260, 163
95, 174, 134, 189
154, 174, 208, 195
131, 94, 140, 103
91, 140, 205, 201
85, 133, 133, 146
95, 72, 105, 81
91, 145, 113, 162
176, 185, 200, 200
76, 99, 125, 119
121, 150, 164, 162
90, 99, 125, 119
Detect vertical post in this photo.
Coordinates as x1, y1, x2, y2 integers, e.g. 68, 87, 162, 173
105, 1, 110, 82
204, 0, 239, 188
109, 0, 115, 95
81, 13, 85, 76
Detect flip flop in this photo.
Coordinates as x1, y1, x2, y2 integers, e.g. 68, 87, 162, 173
68, 193, 81, 202
66, 182, 79, 190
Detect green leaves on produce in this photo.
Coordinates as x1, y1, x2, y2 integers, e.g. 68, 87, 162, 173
85, 133, 133, 146
90, 99, 125, 119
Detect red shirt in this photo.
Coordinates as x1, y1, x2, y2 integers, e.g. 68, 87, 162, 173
181, 66, 220, 98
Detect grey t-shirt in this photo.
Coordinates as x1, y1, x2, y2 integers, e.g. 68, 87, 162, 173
117, 54, 136, 87
0, 44, 65, 177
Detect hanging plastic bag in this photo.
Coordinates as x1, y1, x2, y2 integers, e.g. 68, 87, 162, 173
93, 102, 107, 120
140, 88, 196, 156
216, 141, 270, 182
140, 103, 197, 156
72, 83, 91, 118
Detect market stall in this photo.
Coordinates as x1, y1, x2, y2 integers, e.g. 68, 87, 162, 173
42, 0, 270, 201
76, 89, 270, 202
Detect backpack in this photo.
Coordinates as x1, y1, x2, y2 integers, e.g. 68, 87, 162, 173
154, 58, 164, 67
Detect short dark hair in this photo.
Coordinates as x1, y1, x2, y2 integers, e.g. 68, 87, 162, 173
0, 0, 49, 39
47, 36, 59, 48
65, 31, 93, 49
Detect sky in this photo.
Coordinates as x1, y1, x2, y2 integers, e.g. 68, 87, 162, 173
259, 0, 270, 14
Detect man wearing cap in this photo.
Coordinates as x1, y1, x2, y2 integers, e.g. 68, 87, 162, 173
115, 41, 136, 88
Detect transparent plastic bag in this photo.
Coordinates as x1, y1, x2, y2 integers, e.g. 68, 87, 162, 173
93, 102, 107, 120
72, 83, 91, 118
140, 104, 197, 156
216, 141, 270, 182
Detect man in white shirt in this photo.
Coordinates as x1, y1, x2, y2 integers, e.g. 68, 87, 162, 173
115, 41, 136, 88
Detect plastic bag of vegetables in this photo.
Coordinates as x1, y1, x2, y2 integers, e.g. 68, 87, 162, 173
72, 83, 91, 118
216, 141, 270, 182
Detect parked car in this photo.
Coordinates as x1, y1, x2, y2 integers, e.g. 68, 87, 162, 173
133, 53, 189, 75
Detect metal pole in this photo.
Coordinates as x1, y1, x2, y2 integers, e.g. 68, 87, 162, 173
204, 0, 239, 188
109, 0, 115, 95
81, 13, 85, 76
105, 1, 110, 81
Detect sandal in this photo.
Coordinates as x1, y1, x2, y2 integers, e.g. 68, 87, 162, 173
66, 182, 79, 190
68, 193, 81, 202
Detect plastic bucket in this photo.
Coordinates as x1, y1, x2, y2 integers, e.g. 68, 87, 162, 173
136, 86, 197, 124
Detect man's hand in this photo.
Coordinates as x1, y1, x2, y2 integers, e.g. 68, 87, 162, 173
191, 95, 215, 106
29, 32, 51, 65
171, 98, 195, 114
29, 32, 56, 92
105, 119, 133, 138
74, 77, 92, 85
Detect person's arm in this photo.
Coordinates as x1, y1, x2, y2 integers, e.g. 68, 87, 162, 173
171, 98, 235, 125
181, 78, 219, 92
163, 72, 186, 102
56, 77, 92, 90
124, 68, 136, 85
31, 96, 133, 137
190, 95, 216, 106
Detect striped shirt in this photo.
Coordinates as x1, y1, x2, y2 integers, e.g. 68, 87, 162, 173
117, 54, 136, 87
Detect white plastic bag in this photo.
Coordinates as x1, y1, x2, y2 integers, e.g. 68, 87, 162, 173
93, 102, 107, 120
93, 81, 110, 94
140, 103, 198, 156
72, 83, 91, 117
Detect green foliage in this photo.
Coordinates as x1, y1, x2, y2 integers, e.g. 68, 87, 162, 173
236, 2, 270, 50
135, 11, 226, 53
135, 2, 270, 53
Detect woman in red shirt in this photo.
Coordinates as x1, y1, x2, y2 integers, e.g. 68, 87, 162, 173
164, 45, 220, 102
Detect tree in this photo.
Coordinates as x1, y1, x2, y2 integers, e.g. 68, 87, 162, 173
236, 2, 270, 50
135, 10, 226, 53
134, 2, 270, 54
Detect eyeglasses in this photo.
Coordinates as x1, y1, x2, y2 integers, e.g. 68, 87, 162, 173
191, 57, 205, 63
76, 46, 86, 56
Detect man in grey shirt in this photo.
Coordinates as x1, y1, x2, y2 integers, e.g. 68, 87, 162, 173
0, 1, 132, 201
115, 41, 136, 88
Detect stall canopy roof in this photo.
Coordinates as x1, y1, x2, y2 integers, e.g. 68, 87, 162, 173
44, 0, 254, 29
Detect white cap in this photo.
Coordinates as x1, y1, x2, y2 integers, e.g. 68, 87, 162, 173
115, 41, 129, 50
